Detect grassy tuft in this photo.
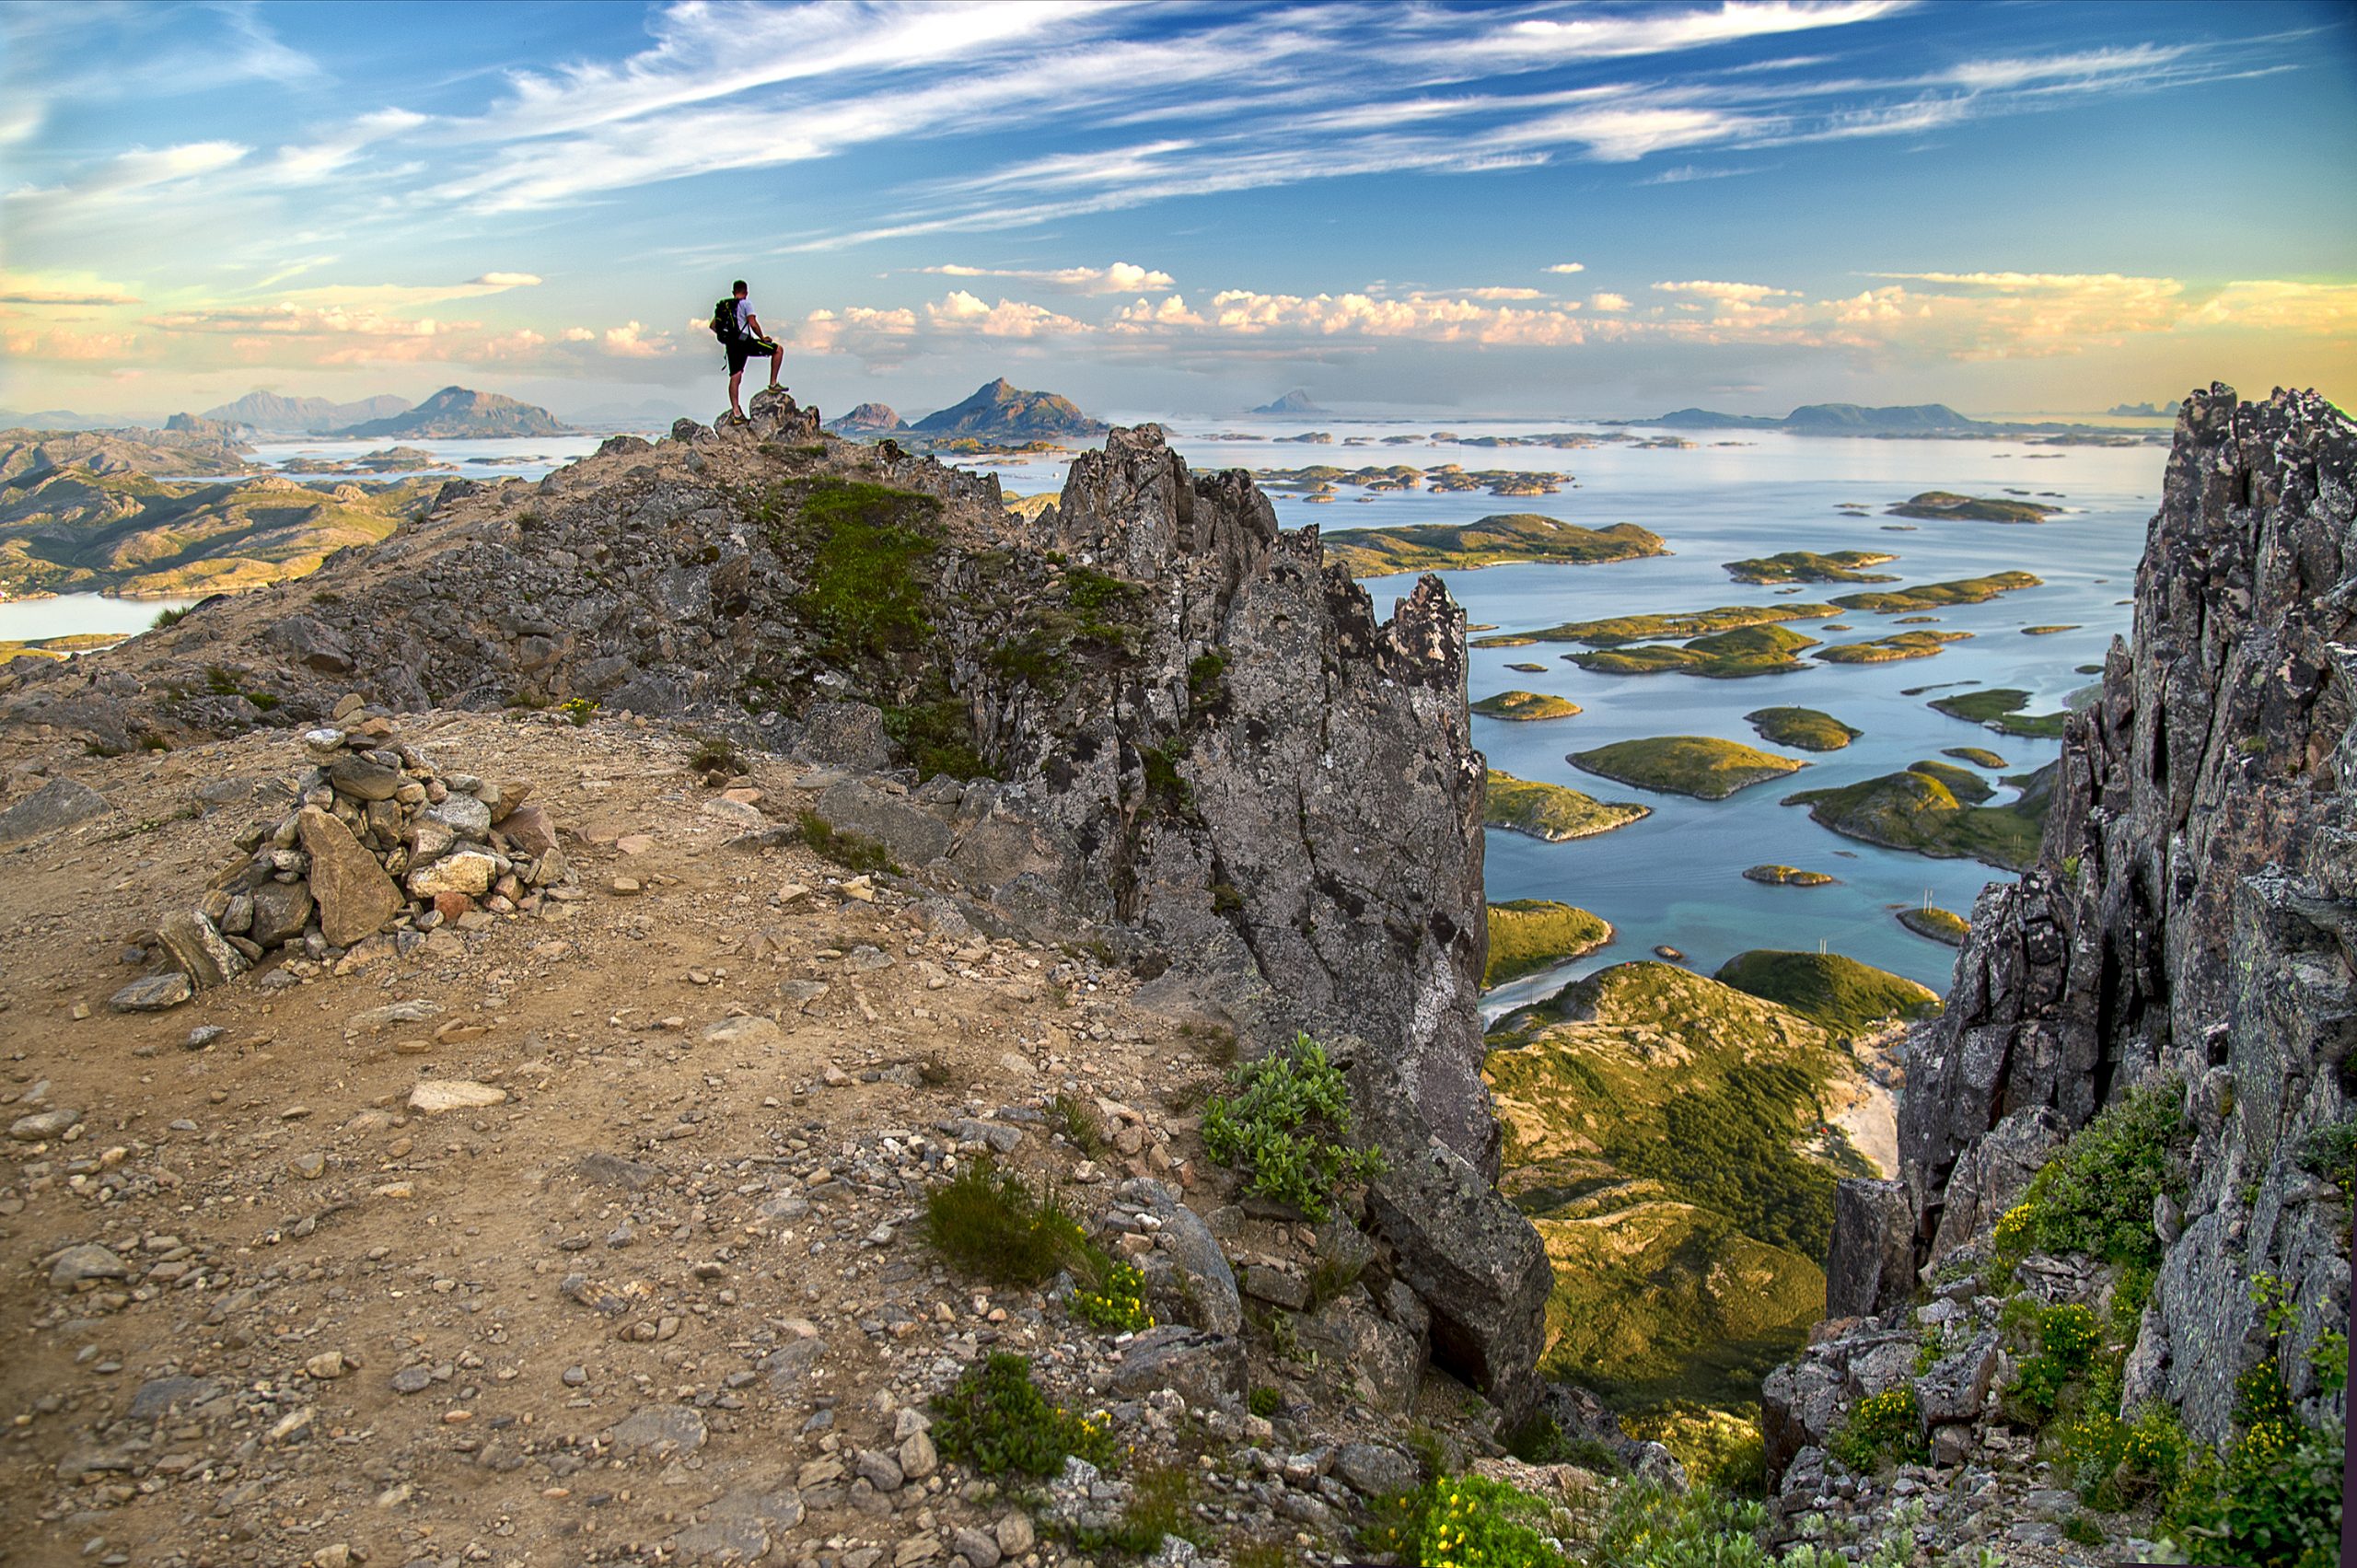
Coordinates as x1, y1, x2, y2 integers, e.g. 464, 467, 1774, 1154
923, 1161, 1083, 1285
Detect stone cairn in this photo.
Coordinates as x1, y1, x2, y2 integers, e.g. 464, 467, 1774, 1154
110, 695, 574, 1011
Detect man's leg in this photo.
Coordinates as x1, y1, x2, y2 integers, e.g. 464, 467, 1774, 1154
728, 366, 744, 418
767, 345, 784, 391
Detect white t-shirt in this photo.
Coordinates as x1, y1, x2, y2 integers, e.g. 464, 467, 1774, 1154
735, 299, 755, 335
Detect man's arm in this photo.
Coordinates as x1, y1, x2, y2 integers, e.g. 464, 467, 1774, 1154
746, 312, 764, 339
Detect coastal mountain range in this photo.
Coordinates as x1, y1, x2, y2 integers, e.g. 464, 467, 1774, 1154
334, 386, 573, 439
1630, 401, 2169, 441
199, 390, 414, 435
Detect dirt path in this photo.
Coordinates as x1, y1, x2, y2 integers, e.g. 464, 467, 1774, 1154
0, 711, 1233, 1568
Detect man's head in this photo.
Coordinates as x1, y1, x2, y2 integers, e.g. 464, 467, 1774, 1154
733, 280, 749, 298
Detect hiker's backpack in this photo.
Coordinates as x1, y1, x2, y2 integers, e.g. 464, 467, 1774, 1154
709, 298, 740, 344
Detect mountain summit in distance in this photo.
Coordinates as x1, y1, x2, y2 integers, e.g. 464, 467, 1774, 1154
1252, 389, 1328, 415
336, 386, 574, 438
1645, 401, 1980, 433
909, 377, 1108, 440
201, 390, 413, 434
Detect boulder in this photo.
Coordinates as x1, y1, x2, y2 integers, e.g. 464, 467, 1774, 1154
1761, 1355, 1846, 1481
795, 701, 894, 772
110, 973, 192, 1012
151, 910, 250, 990
406, 849, 498, 899
297, 806, 403, 947
0, 776, 111, 844
1106, 1327, 1245, 1412
813, 780, 955, 867
1915, 1330, 2000, 1425
1302, 1287, 1423, 1412
501, 802, 560, 856
248, 879, 316, 947
1355, 1051, 1550, 1418
1825, 1178, 1916, 1319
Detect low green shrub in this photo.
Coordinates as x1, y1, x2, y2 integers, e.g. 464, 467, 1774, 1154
1070, 1255, 1154, 1333
1051, 1092, 1107, 1157
2008, 1079, 2187, 1270
2163, 1423, 2343, 1568
1248, 1386, 1282, 1419
1071, 1462, 1207, 1555
797, 809, 901, 875
2058, 1401, 2189, 1509
2011, 1301, 2102, 1423
1201, 1034, 1384, 1221
2295, 1121, 2357, 1201
929, 1352, 1115, 1478
923, 1162, 1081, 1284
559, 696, 598, 726
1363, 1473, 1569, 1568
151, 606, 188, 631
1828, 1388, 1928, 1472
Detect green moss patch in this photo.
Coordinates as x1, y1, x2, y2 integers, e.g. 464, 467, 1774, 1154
786, 479, 944, 663
1570, 622, 1820, 679
1472, 690, 1582, 721
1887, 491, 2060, 523
1815, 629, 1972, 663
1320, 514, 1665, 576
1483, 768, 1649, 840
1712, 949, 1941, 1036
1723, 550, 1898, 584
1929, 686, 2071, 738
1898, 906, 1971, 946
1570, 736, 1807, 799
1782, 759, 2056, 871
1478, 602, 1834, 649
1744, 706, 1859, 751
1485, 899, 1613, 988
1831, 571, 2043, 613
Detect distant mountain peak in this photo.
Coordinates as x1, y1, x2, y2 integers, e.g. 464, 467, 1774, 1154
336, 386, 573, 439
909, 378, 1107, 440
1252, 389, 1327, 415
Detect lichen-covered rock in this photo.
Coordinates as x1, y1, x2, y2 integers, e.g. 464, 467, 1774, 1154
0, 775, 111, 844
296, 806, 403, 947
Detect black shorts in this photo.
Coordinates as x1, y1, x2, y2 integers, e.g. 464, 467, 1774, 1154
726, 337, 778, 373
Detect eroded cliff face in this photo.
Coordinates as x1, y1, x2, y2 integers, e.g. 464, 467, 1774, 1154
0, 399, 1549, 1411
1803, 385, 2356, 1466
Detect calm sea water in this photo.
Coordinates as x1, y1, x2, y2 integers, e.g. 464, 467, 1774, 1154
1121, 420, 2160, 999
0, 593, 203, 643
240, 433, 616, 482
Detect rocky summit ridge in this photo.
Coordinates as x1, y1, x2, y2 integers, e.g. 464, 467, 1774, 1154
1, 388, 1551, 1414
1764, 386, 2354, 1552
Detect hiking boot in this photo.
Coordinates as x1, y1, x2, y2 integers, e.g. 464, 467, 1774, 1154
765, 382, 786, 393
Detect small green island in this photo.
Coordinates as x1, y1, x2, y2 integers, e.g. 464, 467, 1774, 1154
1485, 899, 1615, 987
1570, 735, 1808, 799
1929, 687, 2072, 738
1320, 515, 1666, 577
1782, 759, 2057, 870
1745, 707, 1860, 750
1743, 865, 1837, 886
1713, 949, 1943, 1035
1815, 629, 1973, 664
1898, 906, 1972, 946
2022, 624, 2081, 635
1472, 690, 1582, 721
1886, 491, 2062, 524
1473, 602, 1834, 649
1723, 550, 1898, 585
1504, 662, 1549, 673
1483, 768, 1651, 841
1569, 622, 1821, 679
1830, 571, 2044, 613
1942, 746, 2009, 768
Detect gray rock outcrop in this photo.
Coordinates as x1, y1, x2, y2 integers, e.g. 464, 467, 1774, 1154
1794, 384, 2356, 1478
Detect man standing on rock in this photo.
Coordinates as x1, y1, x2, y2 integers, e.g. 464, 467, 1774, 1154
721, 279, 784, 424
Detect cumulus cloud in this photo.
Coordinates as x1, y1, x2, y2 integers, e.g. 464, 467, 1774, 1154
472, 272, 545, 288
1653, 279, 1801, 302
917, 261, 1174, 294
1544, 262, 1586, 274
1590, 291, 1632, 312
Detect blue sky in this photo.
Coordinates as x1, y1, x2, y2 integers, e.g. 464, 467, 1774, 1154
4, 0, 2353, 421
